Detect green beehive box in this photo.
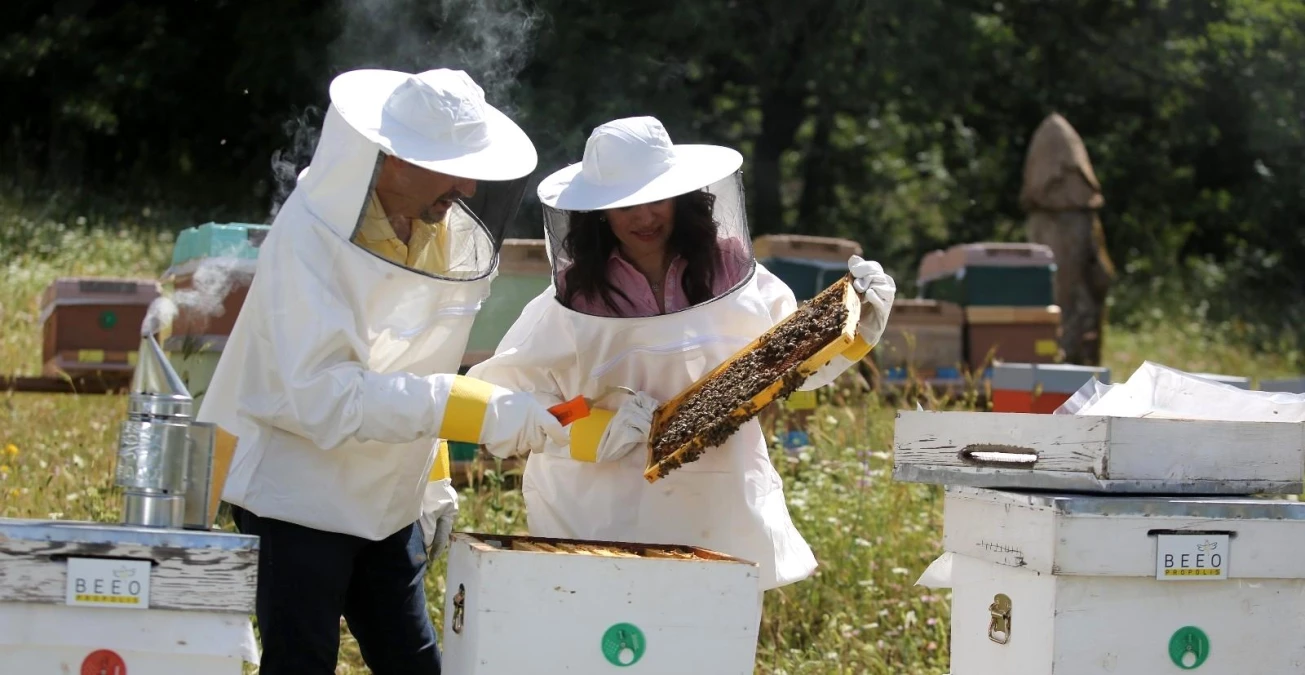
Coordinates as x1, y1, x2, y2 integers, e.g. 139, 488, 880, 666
758, 258, 850, 302
917, 242, 1056, 307
752, 234, 863, 302
463, 239, 552, 368
449, 441, 481, 462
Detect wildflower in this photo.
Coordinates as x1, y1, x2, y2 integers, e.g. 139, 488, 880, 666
0, 465, 9, 476
4, 444, 16, 458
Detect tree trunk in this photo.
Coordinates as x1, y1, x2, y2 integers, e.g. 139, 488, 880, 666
751, 91, 806, 235
796, 110, 835, 234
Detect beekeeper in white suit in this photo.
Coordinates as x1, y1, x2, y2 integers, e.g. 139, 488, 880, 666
466, 116, 896, 615
197, 68, 567, 675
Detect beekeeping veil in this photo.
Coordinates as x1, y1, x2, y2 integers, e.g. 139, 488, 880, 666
537, 117, 755, 314
197, 68, 540, 541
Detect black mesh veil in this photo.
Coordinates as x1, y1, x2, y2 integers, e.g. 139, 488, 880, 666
543, 171, 755, 317
347, 153, 517, 281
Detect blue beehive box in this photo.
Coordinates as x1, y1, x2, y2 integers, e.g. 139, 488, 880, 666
168, 222, 270, 272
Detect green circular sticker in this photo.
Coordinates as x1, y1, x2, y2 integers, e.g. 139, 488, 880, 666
98, 310, 118, 330
1168, 626, 1210, 670
601, 623, 645, 667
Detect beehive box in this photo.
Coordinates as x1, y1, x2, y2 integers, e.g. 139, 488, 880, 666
918, 243, 1055, 307
989, 363, 1110, 414
940, 485, 1305, 675
38, 278, 161, 377
163, 223, 267, 338
164, 335, 227, 411
462, 239, 552, 367
442, 532, 762, 674
892, 410, 1305, 494
0, 518, 258, 674
873, 299, 964, 376
645, 276, 864, 481
753, 234, 862, 302
965, 305, 1061, 372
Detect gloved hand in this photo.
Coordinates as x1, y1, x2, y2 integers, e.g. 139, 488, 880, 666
848, 255, 896, 345
547, 391, 659, 463
479, 385, 572, 459
798, 257, 897, 392
418, 479, 458, 559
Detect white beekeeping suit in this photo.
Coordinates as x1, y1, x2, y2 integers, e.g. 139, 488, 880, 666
466, 116, 895, 591
198, 68, 566, 549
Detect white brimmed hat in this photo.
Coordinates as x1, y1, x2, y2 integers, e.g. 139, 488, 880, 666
328, 68, 537, 181
537, 116, 743, 211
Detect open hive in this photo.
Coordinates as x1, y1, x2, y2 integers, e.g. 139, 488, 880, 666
644, 274, 863, 482
471, 533, 735, 561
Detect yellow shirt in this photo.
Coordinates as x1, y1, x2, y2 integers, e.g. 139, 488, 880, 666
354, 191, 453, 275
353, 191, 456, 482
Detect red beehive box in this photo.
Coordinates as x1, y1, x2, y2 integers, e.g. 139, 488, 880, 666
39, 277, 161, 377
989, 362, 1111, 414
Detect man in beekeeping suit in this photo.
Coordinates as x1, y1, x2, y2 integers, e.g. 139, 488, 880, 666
197, 68, 568, 674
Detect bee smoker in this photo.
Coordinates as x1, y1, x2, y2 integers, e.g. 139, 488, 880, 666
113, 333, 218, 530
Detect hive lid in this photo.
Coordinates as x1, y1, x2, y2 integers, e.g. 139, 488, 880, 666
753, 234, 862, 263
917, 242, 1056, 283
37, 277, 161, 318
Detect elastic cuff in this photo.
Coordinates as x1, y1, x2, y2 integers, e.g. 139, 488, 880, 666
570, 408, 616, 462
428, 439, 451, 482
844, 334, 873, 362
438, 375, 495, 443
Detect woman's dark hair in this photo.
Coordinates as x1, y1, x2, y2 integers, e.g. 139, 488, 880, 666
560, 189, 721, 314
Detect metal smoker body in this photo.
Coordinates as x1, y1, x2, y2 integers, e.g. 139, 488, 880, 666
114, 334, 217, 529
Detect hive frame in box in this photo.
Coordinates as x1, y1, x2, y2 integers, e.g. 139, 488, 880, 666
644, 275, 862, 482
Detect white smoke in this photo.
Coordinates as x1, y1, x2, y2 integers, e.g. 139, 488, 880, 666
141, 257, 249, 338
332, 0, 542, 114
268, 105, 323, 219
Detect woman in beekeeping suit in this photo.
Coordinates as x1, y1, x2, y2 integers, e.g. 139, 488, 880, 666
466, 116, 896, 609
197, 68, 568, 674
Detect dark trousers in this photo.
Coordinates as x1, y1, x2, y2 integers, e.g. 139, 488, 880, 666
231, 505, 442, 675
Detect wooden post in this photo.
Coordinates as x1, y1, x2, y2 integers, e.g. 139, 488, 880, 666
1019, 114, 1115, 366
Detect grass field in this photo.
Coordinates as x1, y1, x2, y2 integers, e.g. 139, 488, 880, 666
2, 207, 1301, 673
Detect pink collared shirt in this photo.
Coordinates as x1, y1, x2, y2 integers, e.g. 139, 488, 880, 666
559, 237, 753, 317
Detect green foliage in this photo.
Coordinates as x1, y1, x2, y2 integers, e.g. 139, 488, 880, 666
2, 0, 1303, 335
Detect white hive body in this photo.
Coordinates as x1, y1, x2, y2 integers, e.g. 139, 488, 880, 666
442, 533, 763, 675
896, 373, 1305, 675
940, 486, 1305, 675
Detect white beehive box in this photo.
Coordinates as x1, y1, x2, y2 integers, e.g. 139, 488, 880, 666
893, 410, 1305, 494
442, 532, 762, 674
938, 486, 1305, 674
0, 518, 259, 674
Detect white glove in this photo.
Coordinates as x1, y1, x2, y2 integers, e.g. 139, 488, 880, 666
418, 479, 458, 559
546, 391, 658, 463
848, 255, 896, 345
799, 256, 897, 391
480, 386, 571, 459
